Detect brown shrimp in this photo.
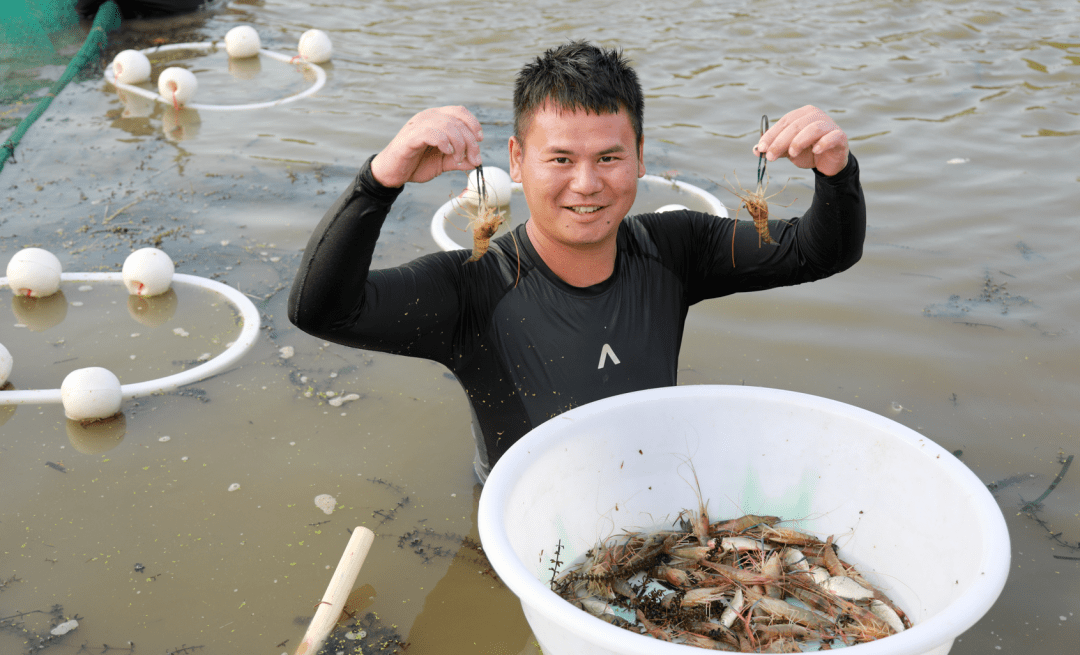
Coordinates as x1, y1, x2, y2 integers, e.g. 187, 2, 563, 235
725, 171, 792, 248
464, 201, 505, 263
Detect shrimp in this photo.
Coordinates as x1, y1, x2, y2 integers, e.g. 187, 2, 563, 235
464, 200, 505, 263
459, 165, 506, 263
712, 514, 782, 534
725, 171, 791, 248
724, 115, 794, 263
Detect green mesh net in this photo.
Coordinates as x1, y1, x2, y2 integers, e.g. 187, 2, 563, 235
0, 0, 121, 174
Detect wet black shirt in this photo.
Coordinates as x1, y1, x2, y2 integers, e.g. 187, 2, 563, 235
288, 155, 865, 478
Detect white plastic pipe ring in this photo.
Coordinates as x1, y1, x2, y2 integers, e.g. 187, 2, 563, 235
104, 42, 326, 111
0, 273, 260, 407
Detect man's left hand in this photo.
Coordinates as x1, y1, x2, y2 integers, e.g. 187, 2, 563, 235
753, 105, 849, 177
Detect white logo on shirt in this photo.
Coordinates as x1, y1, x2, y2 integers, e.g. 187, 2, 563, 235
598, 343, 621, 369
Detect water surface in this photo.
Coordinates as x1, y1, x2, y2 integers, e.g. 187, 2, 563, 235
1, 0, 1077, 653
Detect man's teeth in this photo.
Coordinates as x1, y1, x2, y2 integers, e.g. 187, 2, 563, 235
570, 206, 601, 214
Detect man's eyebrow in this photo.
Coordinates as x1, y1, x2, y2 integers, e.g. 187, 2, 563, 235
543, 144, 629, 156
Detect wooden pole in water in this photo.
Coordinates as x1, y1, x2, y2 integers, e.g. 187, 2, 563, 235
294, 526, 375, 655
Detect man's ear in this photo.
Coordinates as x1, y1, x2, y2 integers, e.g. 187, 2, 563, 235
637, 136, 646, 178
509, 136, 523, 183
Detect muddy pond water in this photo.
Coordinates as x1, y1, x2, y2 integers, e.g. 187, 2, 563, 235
1, 0, 1077, 653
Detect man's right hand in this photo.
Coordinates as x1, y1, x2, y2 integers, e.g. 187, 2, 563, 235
370, 106, 484, 188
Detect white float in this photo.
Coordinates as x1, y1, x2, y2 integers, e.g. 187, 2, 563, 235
298, 29, 332, 64
478, 385, 1011, 655
0, 273, 260, 410
158, 67, 198, 108
463, 166, 513, 207
61, 367, 123, 421
104, 42, 326, 112
5, 247, 62, 298
112, 49, 151, 84
123, 248, 175, 297
430, 175, 728, 253
225, 25, 261, 58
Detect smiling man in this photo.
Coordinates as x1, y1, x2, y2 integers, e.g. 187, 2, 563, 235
288, 41, 865, 482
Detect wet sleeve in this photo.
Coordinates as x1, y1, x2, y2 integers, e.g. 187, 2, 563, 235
287, 156, 465, 364
647, 154, 865, 303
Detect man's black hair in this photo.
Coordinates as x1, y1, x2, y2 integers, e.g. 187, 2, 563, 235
513, 41, 644, 149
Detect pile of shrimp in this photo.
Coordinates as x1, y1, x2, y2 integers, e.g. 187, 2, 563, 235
550, 510, 911, 652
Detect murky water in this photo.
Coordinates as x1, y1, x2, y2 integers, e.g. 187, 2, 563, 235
2, 0, 1077, 653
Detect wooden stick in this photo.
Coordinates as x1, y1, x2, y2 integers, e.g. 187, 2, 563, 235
294, 527, 375, 655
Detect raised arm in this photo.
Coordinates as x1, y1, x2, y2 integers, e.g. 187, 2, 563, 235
288, 106, 485, 357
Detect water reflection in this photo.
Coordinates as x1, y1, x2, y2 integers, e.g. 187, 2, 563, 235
117, 87, 156, 118
3, 1, 1077, 654
0, 382, 15, 427
228, 54, 261, 80
11, 291, 68, 331
66, 412, 127, 454
162, 105, 201, 141
127, 287, 179, 327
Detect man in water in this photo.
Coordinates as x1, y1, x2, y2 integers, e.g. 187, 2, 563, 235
288, 41, 864, 482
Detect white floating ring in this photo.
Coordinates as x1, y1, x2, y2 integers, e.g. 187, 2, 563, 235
429, 176, 728, 253
0, 273, 260, 406
103, 41, 326, 111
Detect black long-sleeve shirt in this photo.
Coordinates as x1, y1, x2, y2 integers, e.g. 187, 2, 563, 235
289, 154, 865, 480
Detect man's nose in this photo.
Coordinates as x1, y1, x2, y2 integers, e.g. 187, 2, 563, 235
568, 163, 603, 195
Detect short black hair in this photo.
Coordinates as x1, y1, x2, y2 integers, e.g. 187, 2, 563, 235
513, 41, 644, 149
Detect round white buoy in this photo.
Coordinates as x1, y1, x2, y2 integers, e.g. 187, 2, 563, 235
464, 166, 513, 207
122, 248, 175, 297
61, 367, 123, 422
655, 204, 690, 213
6, 248, 62, 298
225, 25, 261, 58
158, 67, 198, 108
112, 50, 151, 84
0, 342, 11, 386
298, 29, 332, 63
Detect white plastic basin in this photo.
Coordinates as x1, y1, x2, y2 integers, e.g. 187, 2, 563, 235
478, 385, 1010, 655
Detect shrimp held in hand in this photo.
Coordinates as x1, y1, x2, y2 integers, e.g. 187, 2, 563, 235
461, 165, 507, 263
465, 201, 505, 262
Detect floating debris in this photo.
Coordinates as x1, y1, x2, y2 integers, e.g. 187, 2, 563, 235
315, 494, 337, 515
228, 483, 241, 492
279, 346, 295, 359
550, 509, 911, 651
329, 393, 360, 407
946, 158, 970, 164
50, 618, 79, 636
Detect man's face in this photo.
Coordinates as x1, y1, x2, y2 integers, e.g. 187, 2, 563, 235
509, 103, 645, 251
